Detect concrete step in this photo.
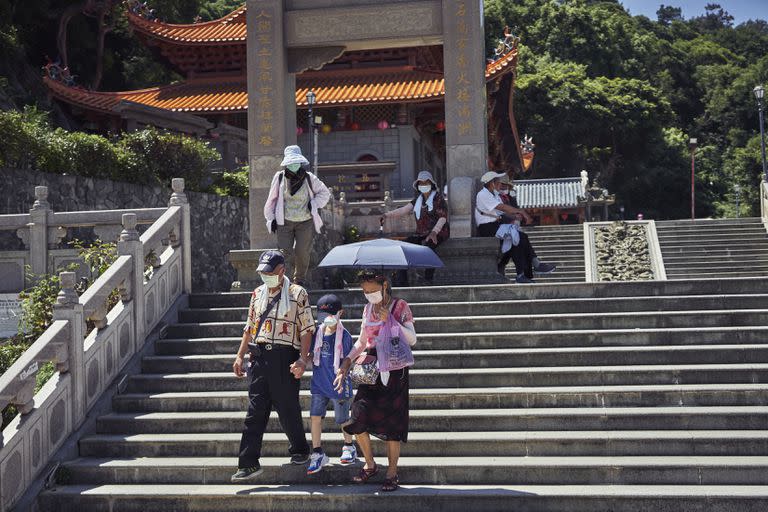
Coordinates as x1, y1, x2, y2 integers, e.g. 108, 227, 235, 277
656, 218, 764, 227
667, 272, 768, 280
78, 430, 768, 458
112, 383, 768, 412
40, 484, 768, 512
123, 365, 768, 393
57, 455, 768, 485
180, 293, 768, 321
155, 326, 768, 354
657, 233, 768, 242
164, 310, 768, 338
94, 406, 768, 434
663, 265, 768, 273
659, 249, 768, 259
141, 345, 768, 374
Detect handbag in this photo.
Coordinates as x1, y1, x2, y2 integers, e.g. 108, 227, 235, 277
350, 352, 379, 386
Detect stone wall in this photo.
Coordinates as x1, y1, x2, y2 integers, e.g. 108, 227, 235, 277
0, 168, 249, 292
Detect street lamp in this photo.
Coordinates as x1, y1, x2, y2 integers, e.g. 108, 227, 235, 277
689, 138, 697, 220
306, 90, 316, 173
734, 183, 741, 218
755, 85, 767, 182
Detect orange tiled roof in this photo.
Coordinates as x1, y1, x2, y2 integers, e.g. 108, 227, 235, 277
127, 5, 247, 44
45, 49, 517, 114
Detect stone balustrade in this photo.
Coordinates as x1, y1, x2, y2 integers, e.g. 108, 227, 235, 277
0, 184, 169, 293
0, 179, 192, 511
583, 220, 667, 282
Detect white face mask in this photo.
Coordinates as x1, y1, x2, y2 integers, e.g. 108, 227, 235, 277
499, 189, 509, 196
260, 273, 281, 288
418, 185, 432, 194
286, 163, 301, 173
322, 315, 338, 328
364, 291, 383, 304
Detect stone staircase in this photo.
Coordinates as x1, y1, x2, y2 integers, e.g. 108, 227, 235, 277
505, 224, 585, 283
39, 278, 768, 510
656, 217, 768, 280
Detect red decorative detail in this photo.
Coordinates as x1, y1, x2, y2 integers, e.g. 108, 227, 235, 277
377, 120, 389, 130
350, 122, 360, 131
296, 126, 304, 136
435, 120, 445, 131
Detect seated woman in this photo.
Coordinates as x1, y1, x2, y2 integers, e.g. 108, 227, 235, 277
382, 170, 449, 285
475, 171, 556, 283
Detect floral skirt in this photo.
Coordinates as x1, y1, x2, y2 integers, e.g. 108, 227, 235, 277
343, 361, 409, 442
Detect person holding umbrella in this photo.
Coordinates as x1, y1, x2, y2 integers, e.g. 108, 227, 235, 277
333, 270, 417, 492
264, 145, 331, 287
381, 170, 449, 285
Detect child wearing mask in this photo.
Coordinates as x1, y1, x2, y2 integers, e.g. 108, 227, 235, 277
307, 294, 357, 474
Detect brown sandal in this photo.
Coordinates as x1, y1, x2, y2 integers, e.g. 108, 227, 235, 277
381, 474, 399, 492
352, 463, 378, 483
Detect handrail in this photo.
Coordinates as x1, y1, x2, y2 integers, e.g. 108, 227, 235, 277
52, 208, 166, 228
0, 320, 70, 412
79, 255, 133, 328
0, 214, 31, 230
139, 205, 181, 257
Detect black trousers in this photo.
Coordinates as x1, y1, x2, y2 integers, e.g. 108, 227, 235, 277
477, 222, 538, 278
396, 235, 441, 285
238, 345, 309, 467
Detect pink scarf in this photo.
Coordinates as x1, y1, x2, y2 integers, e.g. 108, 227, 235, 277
312, 319, 345, 372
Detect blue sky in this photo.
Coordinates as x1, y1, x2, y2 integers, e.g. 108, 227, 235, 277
619, 0, 766, 24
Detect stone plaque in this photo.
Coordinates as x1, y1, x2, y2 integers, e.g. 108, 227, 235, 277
0, 294, 24, 338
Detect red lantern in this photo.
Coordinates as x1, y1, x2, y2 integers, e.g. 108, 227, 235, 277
296, 126, 304, 136
377, 120, 389, 130
435, 120, 446, 131
350, 122, 360, 131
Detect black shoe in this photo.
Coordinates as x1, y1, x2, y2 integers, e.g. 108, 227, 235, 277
290, 452, 310, 465
231, 463, 263, 482
533, 262, 556, 274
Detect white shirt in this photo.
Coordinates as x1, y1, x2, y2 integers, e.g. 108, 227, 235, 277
475, 187, 503, 226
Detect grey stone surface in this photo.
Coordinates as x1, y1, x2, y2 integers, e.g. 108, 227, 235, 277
0, 168, 249, 292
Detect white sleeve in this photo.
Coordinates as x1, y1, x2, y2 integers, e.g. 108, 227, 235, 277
476, 190, 502, 215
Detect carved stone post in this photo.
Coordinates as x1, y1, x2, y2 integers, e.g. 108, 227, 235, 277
51, 271, 85, 422
29, 186, 50, 276
118, 213, 146, 345
169, 178, 192, 294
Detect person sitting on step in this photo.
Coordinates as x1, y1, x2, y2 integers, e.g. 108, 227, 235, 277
475, 171, 556, 283
382, 170, 449, 286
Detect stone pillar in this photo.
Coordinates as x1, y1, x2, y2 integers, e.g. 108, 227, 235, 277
169, 178, 192, 294
118, 213, 146, 344
247, 0, 295, 249
29, 186, 50, 276
51, 272, 85, 422
442, 0, 488, 238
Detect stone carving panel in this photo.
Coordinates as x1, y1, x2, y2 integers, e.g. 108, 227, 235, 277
48, 398, 67, 447
145, 291, 155, 329
1, 448, 23, 505
86, 358, 100, 402
0, 260, 24, 293
119, 322, 131, 360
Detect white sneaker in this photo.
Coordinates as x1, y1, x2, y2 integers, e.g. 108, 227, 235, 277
340, 444, 357, 465
306, 451, 329, 474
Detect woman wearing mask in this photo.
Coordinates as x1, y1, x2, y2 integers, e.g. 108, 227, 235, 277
382, 170, 449, 285
333, 271, 416, 492
264, 145, 331, 286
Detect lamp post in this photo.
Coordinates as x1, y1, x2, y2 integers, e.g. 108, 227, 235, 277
306, 90, 316, 173
689, 138, 697, 220
755, 85, 767, 182
734, 183, 741, 218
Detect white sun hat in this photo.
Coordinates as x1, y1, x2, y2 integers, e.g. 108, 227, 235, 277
480, 171, 507, 184
412, 170, 437, 190
280, 145, 309, 167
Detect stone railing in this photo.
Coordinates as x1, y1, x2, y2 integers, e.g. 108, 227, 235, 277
584, 220, 667, 282
0, 185, 169, 293
342, 191, 416, 239
0, 179, 191, 511
761, 180, 768, 222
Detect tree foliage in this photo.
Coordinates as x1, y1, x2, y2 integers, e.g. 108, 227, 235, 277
485, 0, 768, 218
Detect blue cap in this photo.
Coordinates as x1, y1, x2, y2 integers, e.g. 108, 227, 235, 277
316, 294, 343, 322
256, 250, 285, 273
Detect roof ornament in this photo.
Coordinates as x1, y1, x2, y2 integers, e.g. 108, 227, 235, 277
126, 0, 156, 21
520, 134, 535, 172
43, 60, 77, 87
494, 26, 519, 59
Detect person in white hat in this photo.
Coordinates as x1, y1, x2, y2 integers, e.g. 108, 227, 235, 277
381, 170, 449, 284
475, 171, 556, 283
264, 145, 331, 286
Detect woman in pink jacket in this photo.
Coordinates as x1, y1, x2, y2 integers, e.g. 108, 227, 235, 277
263, 145, 331, 286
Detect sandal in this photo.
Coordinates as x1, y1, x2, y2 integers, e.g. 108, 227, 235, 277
381, 474, 399, 492
352, 463, 378, 483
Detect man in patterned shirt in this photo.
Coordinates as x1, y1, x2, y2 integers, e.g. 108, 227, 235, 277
231, 250, 314, 482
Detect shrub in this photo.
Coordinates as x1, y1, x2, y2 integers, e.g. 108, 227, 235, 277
209, 167, 249, 198
118, 127, 219, 189
0, 106, 48, 168
38, 129, 126, 179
